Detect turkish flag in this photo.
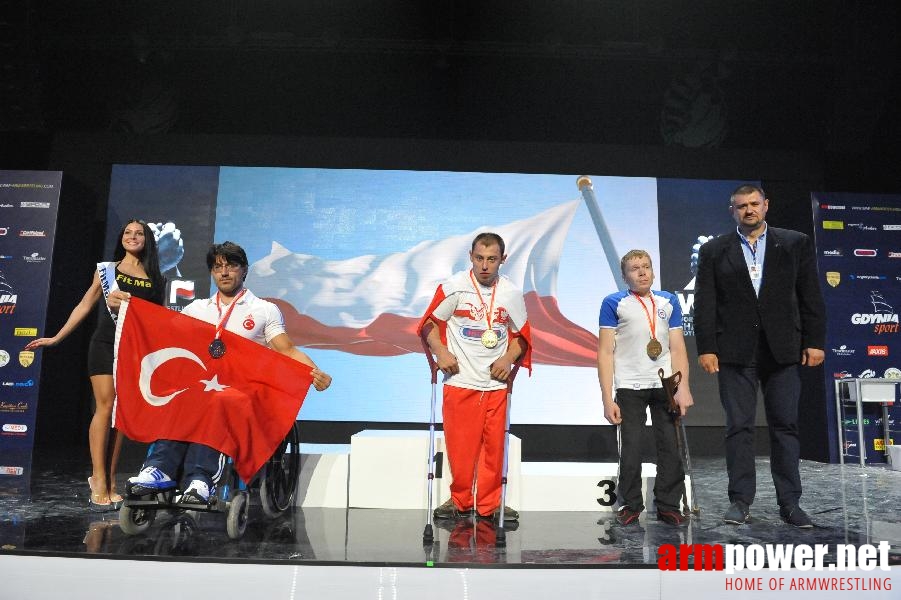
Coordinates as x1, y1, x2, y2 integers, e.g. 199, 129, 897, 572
113, 297, 312, 482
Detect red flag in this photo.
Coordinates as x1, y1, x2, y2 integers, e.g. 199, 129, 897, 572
113, 297, 312, 482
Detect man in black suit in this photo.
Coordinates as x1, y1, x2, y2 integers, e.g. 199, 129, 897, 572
694, 184, 825, 528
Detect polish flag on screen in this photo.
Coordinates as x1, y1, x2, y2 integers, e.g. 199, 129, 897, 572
113, 297, 313, 481
247, 200, 598, 367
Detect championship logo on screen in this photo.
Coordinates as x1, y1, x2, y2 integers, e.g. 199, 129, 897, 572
166, 279, 196, 311
885, 367, 901, 379
148, 221, 185, 277
851, 291, 899, 335
0, 271, 16, 315
18, 351, 34, 367
677, 235, 715, 337
0, 349, 9, 367
826, 272, 840, 287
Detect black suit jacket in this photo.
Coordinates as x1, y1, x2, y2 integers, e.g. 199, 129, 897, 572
694, 226, 826, 366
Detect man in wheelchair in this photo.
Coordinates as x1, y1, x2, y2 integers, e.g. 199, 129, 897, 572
126, 241, 332, 503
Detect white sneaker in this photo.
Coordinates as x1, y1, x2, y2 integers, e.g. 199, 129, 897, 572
180, 480, 211, 503
126, 466, 175, 494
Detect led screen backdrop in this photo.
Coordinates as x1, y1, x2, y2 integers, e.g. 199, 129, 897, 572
107, 165, 747, 425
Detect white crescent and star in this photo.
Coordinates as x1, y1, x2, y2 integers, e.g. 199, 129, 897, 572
138, 347, 229, 407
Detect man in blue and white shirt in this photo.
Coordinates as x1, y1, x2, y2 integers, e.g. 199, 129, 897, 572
597, 249, 694, 526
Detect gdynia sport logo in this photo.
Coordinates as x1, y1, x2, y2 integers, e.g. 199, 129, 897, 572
658, 541, 893, 591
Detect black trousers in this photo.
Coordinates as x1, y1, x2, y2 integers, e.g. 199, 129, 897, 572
718, 342, 802, 509
616, 387, 685, 513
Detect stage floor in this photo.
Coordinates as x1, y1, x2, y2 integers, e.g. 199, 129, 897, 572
3, 453, 901, 568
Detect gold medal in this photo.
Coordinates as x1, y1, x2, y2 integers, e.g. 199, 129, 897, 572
481, 329, 499, 348
646, 338, 662, 360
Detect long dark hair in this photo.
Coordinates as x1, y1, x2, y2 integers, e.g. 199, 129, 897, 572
111, 219, 165, 290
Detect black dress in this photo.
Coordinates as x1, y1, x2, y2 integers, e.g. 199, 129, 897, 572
87, 267, 164, 376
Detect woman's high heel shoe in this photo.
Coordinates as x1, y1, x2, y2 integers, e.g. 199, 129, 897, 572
87, 477, 113, 512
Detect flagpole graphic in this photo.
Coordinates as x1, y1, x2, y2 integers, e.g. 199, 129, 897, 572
577, 176, 625, 291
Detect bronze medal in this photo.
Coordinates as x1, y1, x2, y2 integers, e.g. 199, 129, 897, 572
646, 338, 662, 360
481, 329, 499, 349
209, 339, 226, 359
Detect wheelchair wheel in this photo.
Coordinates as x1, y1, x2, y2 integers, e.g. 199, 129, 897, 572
226, 491, 249, 540
259, 422, 300, 518
119, 504, 156, 536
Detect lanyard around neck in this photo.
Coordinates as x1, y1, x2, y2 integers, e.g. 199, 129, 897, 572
469, 270, 498, 330
214, 288, 247, 340
629, 290, 657, 340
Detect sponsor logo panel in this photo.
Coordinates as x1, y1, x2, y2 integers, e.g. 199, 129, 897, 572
0, 401, 28, 413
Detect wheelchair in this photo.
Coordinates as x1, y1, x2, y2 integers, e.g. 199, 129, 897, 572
119, 422, 301, 540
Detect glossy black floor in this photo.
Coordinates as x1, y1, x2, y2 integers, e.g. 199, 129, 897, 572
2, 448, 901, 567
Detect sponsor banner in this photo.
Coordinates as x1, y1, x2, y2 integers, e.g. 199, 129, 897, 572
0, 170, 61, 491
812, 192, 901, 464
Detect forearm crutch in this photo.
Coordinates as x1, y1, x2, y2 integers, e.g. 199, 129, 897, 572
658, 368, 700, 516
421, 334, 439, 546
495, 363, 521, 547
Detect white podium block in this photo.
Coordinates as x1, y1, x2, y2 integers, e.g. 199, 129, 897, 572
521, 462, 693, 511
348, 430, 521, 510
295, 443, 350, 508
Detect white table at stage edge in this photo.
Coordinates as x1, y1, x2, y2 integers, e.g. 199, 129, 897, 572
835, 378, 899, 466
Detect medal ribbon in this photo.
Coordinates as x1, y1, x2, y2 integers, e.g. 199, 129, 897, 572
630, 291, 657, 341
469, 270, 498, 335
214, 288, 248, 341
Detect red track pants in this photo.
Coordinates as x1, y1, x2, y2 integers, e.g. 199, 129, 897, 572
442, 385, 508, 517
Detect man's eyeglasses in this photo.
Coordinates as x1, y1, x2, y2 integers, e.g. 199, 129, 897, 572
211, 262, 242, 273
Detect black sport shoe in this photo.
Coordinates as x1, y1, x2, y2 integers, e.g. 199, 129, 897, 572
723, 501, 751, 524
657, 508, 687, 526
616, 505, 642, 525
433, 498, 471, 520
780, 506, 813, 529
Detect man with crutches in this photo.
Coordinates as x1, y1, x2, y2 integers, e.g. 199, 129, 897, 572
418, 232, 531, 524
597, 249, 694, 526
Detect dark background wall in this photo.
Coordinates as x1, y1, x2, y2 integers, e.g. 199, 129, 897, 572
2, 2, 900, 463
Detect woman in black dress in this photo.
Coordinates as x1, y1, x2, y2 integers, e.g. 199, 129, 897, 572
25, 219, 165, 510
